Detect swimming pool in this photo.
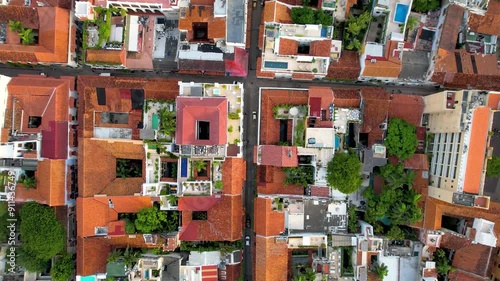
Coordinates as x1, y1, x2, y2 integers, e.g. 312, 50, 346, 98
394, 3, 409, 24
334, 135, 340, 149
79, 276, 96, 281
152, 114, 159, 130
264, 61, 288, 69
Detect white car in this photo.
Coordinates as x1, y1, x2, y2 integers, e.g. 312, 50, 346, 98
245, 236, 250, 246
252, 111, 257, 120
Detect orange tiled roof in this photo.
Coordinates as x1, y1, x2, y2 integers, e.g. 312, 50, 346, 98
333, 89, 360, 108
257, 166, 305, 195
78, 138, 145, 197
360, 88, 390, 146
15, 159, 66, 206
76, 237, 111, 276
278, 38, 298, 55
0, 6, 39, 28
291, 73, 315, 80
448, 270, 493, 281
254, 197, 285, 236
222, 158, 246, 195
178, 6, 226, 40
255, 236, 288, 281
439, 5, 465, 52
362, 41, 402, 78
388, 94, 424, 126
310, 40, 331, 57
327, 51, 361, 80
76, 196, 152, 238
463, 107, 490, 194
178, 195, 243, 241
262, 1, 293, 23
468, 1, 500, 36
0, 7, 70, 63
86, 49, 126, 65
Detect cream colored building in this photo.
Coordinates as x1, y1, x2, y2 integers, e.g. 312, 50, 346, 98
423, 90, 497, 209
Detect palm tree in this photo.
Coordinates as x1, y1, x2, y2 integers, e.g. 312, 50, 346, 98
8, 20, 23, 33
166, 195, 178, 206
346, 38, 361, 50
158, 108, 176, 137
21, 176, 38, 189
193, 160, 207, 173
405, 16, 420, 34
19, 28, 36, 45
373, 263, 389, 280
107, 249, 122, 263
122, 247, 141, 269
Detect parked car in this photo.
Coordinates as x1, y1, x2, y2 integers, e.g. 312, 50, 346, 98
245, 236, 250, 246
252, 0, 256, 7
252, 111, 257, 120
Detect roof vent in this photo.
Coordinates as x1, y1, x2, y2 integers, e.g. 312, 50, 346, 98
108, 199, 114, 208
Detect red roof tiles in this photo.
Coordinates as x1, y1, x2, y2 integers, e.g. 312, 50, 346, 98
468, 1, 500, 36
178, 195, 242, 241
76, 237, 111, 276
278, 38, 298, 55
258, 145, 298, 167
326, 51, 361, 80
439, 5, 465, 52
310, 40, 332, 57
175, 97, 228, 145
178, 6, 226, 40
255, 236, 288, 281
333, 89, 361, 108
222, 158, 246, 195
360, 88, 390, 146
388, 94, 424, 127
254, 197, 285, 236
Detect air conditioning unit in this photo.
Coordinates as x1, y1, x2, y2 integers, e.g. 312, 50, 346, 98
370, 59, 377, 63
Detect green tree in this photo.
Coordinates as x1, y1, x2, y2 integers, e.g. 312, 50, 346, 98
123, 247, 141, 269
19, 202, 65, 267
347, 204, 358, 233
165, 211, 179, 232
134, 206, 167, 233
193, 160, 207, 173
51, 253, 74, 281
326, 150, 362, 194
405, 16, 420, 33
8, 20, 23, 33
434, 249, 455, 276
19, 175, 38, 189
158, 107, 176, 137
291, 7, 315, 24
346, 38, 361, 50
19, 28, 36, 45
314, 9, 333, 26
487, 156, 500, 177
411, 0, 440, 13
17, 248, 50, 272
124, 218, 136, 234
107, 249, 123, 263
380, 163, 415, 188
373, 263, 389, 280
346, 22, 363, 36
385, 118, 418, 160
386, 225, 405, 240
283, 166, 314, 186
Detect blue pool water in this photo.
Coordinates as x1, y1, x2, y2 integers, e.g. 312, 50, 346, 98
321, 27, 327, 37
394, 3, 409, 23
264, 61, 288, 69
80, 276, 96, 281
144, 270, 150, 280
334, 135, 340, 149
181, 158, 188, 178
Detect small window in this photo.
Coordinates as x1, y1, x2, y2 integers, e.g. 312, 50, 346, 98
28, 116, 42, 128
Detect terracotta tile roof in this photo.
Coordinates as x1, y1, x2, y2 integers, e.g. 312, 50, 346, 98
222, 158, 246, 195
310, 186, 330, 197
175, 97, 228, 145
86, 49, 126, 65
15, 159, 66, 206
77, 76, 179, 139
178, 195, 242, 241
333, 89, 360, 108
439, 5, 465, 52
388, 154, 429, 170
257, 166, 305, 195
291, 73, 315, 80
220, 263, 242, 281
468, 1, 500, 36
255, 236, 288, 281
362, 41, 402, 78
78, 138, 145, 197
76, 237, 111, 276
259, 89, 308, 144
327, 51, 361, 80
278, 38, 298, 55
388, 94, 424, 126
276, 1, 293, 23
178, 6, 226, 39
463, 107, 490, 194
254, 197, 285, 236
441, 232, 495, 277
360, 88, 390, 146
308, 87, 334, 121
310, 40, 331, 57
256, 57, 276, 78
448, 270, 491, 281
0, 6, 39, 28
76, 196, 153, 238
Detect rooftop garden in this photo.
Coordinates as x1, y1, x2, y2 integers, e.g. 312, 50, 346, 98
107, 247, 142, 270
8, 20, 38, 46
283, 166, 315, 186
116, 159, 142, 179
290, 6, 333, 26
273, 104, 308, 119
293, 118, 306, 147
344, 12, 371, 51
120, 205, 179, 234
180, 240, 243, 255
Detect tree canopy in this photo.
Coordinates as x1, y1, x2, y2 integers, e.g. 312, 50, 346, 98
51, 253, 74, 281
385, 225, 405, 240
283, 166, 314, 186
384, 118, 418, 160
134, 206, 168, 233
291, 7, 333, 25
19, 202, 65, 271
486, 156, 500, 178
326, 150, 362, 194
411, 0, 440, 13
434, 249, 455, 277
373, 263, 389, 280
344, 12, 371, 50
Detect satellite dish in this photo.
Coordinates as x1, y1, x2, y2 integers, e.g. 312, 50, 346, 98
289, 107, 299, 116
